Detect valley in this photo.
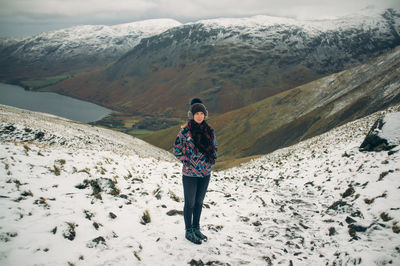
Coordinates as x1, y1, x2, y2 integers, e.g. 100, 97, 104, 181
1, 8, 399, 166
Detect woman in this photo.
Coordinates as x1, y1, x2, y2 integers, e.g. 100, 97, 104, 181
173, 98, 218, 245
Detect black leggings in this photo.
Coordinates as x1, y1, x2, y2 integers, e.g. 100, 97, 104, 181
182, 175, 210, 230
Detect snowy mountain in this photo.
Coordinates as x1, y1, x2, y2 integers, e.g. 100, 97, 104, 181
162, 8, 399, 51
2, 8, 399, 88
0, 19, 182, 79
1, 103, 399, 265
114, 8, 400, 80
6, 19, 181, 60
54, 8, 400, 117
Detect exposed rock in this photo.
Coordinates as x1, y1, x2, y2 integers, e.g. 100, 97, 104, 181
0, 232, 18, 242
35, 132, 45, 140
380, 212, 393, 222
253, 221, 262, 226
189, 259, 204, 266
345, 216, 357, 224
63, 223, 76, 241
392, 222, 400, 234
328, 227, 336, 236
327, 200, 348, 211
342, 187, 355, 198
351, 211, 364, 218
166, 209, 183, 216
92, 236, 106, 245
360, 118, 391, 151
188, 259, 231, 266
93, 222, 101, 230
348, 223, 369, 233
360, 113, 400, 152
140, 210, 151, 225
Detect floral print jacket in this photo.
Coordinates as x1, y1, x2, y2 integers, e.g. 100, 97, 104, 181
173, 124, 218, 177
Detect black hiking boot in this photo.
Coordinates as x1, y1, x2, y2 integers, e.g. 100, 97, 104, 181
193, 228, 208, 242
185, 229, 202, 245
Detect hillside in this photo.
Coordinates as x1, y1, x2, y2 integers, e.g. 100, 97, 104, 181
50, 8, 400, 116
141, 45, 400, 164
1, 8, 399, 139
1, 104, 399, 265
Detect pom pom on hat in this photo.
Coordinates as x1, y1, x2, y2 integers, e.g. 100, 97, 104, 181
189, 98, 203, 105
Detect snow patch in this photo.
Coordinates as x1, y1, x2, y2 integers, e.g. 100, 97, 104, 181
381, 112, 400, 146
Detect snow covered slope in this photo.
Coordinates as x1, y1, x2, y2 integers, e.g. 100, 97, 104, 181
0, 105, 174, 161
0, 103, 399, 265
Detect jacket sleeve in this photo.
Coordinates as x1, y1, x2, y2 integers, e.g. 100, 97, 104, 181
173, 129, 189, 163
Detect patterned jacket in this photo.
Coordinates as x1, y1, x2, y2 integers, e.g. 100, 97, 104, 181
173, 123, 218, 177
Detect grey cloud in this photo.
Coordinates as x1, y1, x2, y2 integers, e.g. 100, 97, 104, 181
0, 0, 399, 37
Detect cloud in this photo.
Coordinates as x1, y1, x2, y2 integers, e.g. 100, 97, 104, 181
0, 0, 399, 37
0, 0, 155, 16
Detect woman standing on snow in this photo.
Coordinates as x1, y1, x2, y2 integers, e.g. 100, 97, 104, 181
173, 98, 218, 245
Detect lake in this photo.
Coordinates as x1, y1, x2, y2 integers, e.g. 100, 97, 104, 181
0, 83, 113, 123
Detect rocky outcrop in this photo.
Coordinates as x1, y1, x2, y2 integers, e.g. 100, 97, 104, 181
360, 112, 400, 152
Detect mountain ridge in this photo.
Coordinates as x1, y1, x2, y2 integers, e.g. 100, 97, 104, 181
49, 8, 400, 116
0, 19, 182, 80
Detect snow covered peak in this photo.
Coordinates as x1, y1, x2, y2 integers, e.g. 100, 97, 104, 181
30, 18, 182, 41
193, 8, 399, 35
111, 18, 182, 32
4, 18, 182, 61
195, 15, 298, 28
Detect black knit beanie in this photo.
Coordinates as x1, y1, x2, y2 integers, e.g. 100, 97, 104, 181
188, 98, 208, 120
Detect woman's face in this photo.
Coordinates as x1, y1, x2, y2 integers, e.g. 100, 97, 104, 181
193, 112, 205, 124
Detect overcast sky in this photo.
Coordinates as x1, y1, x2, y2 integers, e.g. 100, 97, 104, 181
0, 0, 399, 38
